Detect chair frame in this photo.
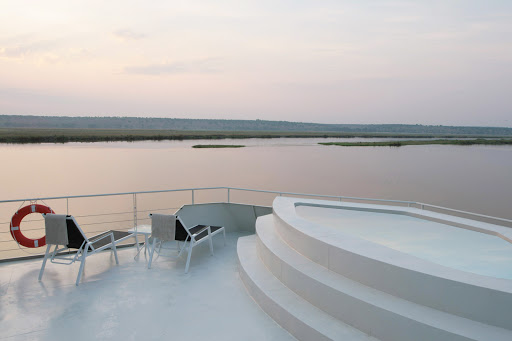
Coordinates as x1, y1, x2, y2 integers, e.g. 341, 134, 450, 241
38, 215, 131, 286
148, 214, 226, 273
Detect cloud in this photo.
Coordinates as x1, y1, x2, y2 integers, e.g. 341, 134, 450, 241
113, 29, 146, 41
0, 40, 60, 59
0, 37, 90, 63
123, 58, 222, 75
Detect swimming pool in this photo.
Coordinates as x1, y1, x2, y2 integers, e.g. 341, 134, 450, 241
296, 205, 512, 279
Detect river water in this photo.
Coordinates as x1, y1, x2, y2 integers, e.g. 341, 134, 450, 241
1, 138, 511, 258
1, 138, 511, 217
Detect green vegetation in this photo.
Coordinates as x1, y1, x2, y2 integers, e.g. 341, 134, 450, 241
1, 126, 512, 145
0, 128, 333, 144
192, 144, 245, 148
319, 139, 512, 147
2, 128, 502, 144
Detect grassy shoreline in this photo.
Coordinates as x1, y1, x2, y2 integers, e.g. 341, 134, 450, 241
192, 144, 245, 148
319, 139, 512, 147
0, 128, 510, 144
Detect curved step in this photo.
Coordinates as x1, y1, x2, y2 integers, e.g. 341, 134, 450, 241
272, 197, 512, 330
237, 235, 378, 341
256, 214, 512, 341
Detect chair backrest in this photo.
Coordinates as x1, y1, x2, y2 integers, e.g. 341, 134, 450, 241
148, 214, 197, 241
44, 214, 88, 249
175, 216, 191, 241
44, 214, 69, 245
65, 216, 88, 249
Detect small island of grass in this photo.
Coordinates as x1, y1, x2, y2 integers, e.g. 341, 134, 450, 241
192, 144, 246, 148
319, 139, 512, 147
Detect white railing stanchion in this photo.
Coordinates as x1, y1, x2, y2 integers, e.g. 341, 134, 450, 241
133, 193, 138, 228
191, 189, 195, 205
132, 193, 140, 252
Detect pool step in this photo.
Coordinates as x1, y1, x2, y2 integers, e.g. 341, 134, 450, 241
271, 197, 512, 330
242, 214, 512, 341
237, 235, 378, 341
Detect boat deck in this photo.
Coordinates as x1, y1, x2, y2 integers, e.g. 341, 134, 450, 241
297, 205, 512, 279
0, 232, 295, 341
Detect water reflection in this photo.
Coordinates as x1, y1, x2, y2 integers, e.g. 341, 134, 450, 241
1, 140, 511, 216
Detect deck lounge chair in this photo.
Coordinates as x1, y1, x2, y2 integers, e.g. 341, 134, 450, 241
39, 214, 133, 286
148, 214, 226, 273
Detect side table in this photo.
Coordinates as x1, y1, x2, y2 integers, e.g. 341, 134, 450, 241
128, 225, 152, 259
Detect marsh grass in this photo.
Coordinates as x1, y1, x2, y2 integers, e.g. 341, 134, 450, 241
192, 144, 245, 148
319, 139, 512, 147
0, 128, 508, 144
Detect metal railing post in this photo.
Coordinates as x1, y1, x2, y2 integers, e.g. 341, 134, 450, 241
191, 189, 195, 205
133, 193, 138, 228
227, 188, 230, 203
66, 198, 69, 215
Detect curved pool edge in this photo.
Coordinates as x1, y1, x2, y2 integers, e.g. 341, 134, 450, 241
272, 196, 512, 330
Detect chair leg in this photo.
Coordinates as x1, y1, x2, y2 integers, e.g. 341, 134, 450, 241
185, 242, 193, 273
134, 231, 140, 253
209, 236, 214, 256
38, 244, 52, 281
111, 234, 119, 265
50, 245, 58, 260
148, 238, 158, 269
76, 246, 88, 286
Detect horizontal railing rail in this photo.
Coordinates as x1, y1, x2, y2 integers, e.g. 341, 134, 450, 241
2, 186, 512, 224
416, 203, 512, 225
226, 187, 512, 225
1, 187, 511, 262
0, 187, 227, 204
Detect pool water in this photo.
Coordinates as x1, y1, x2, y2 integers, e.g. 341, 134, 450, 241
296, 206, 512, 280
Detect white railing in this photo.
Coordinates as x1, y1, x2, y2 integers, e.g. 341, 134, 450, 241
1, 187, 511, 261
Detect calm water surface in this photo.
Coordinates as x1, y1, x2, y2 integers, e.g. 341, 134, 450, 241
1, 138, 511, 218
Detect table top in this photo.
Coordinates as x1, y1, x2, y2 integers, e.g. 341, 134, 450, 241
128, 225, 151, 235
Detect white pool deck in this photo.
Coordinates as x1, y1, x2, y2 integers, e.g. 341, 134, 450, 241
0, 232, 296, 341
297, 205, 512, 279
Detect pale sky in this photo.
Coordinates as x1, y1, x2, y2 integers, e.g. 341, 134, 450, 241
1, 1, 511, 126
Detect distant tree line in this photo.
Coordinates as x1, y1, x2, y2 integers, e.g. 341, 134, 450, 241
1, 115, 511, 136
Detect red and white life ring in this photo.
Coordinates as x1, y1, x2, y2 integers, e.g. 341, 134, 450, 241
10, 204, 55, 248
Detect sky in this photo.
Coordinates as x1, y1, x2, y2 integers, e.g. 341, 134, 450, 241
0, 1, 511, 126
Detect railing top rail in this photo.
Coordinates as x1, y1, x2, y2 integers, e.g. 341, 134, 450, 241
1, 186, 510, 225
0, 187, 228, 204
419, 203, 512, 224
227, 187, 414, 205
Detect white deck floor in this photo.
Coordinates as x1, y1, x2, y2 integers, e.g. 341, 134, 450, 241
0, 232, 296, 341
